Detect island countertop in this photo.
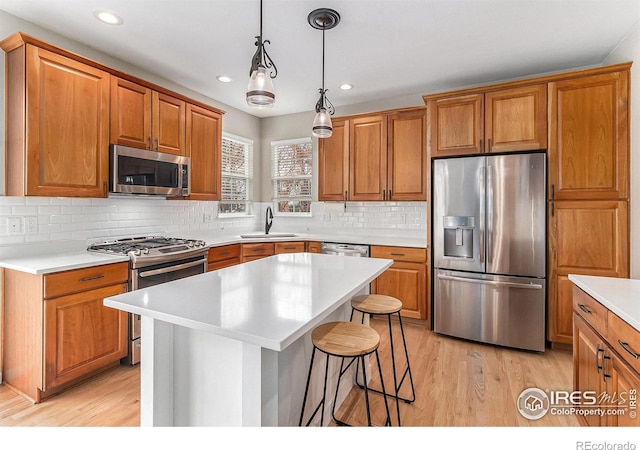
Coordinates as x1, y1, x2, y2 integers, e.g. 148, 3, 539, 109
104, 252, 393, 352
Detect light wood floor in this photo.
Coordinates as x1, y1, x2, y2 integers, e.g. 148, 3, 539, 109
0, 319, 579, 427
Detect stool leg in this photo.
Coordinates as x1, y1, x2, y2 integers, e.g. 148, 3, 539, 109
361, 355, 373, 426
299, 346, 317, 426
396, 311, 416, 403
331, 356, 349, 426
374, 349, 392, 427
387, 313, 401, 426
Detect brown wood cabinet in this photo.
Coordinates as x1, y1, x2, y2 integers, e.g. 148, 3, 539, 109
275, 242, 306, 254
3, 262, 128, 403
318, 107, 426, 202
573, 285, 640, 427
548, 200, 629, 344
306, 241, 322, 253
369, 245, 428, 320
2, 42, 110, 197
207, 244, 241, 271
241, 242, 275, 263
185, 103, 222, 200
426, 84, 547, 157
111, 77, 186, 156
548, 70, 629, 201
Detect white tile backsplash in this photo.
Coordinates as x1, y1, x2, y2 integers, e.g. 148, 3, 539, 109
0, 197, 427, 247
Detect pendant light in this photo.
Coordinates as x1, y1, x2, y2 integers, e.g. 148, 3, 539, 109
308, 8, 340, 138
247, 0, 277, 108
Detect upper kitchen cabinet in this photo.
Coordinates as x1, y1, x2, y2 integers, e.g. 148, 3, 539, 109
2, 39, 110, 197
426, 84, 547, 157
111, 77, 187, 156
184, 103, 222, 200
548, 68, 630, 200
318, 107, 426, 202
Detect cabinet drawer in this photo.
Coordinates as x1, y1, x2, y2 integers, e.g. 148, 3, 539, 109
44, 262, 129, 299
242, 243, 275, 257
208, 244, 241, 263
572, 286, 608, 337
371, 245, 426, 263
608, 312, 640, 374
275, 242, 305, 254
208, 258, 241, 271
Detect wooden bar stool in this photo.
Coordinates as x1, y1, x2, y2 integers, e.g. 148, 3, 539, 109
298, 321, 391, 427
350, 294, 416, 426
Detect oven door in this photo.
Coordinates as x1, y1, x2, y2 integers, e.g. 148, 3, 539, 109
127, 253, 207, 365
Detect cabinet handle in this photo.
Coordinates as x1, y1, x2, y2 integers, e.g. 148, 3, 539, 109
155, 138, 159, 152
602, 354, 612, 382
80, 274, 105, 283
487, 138, 491, 152
252, 248, 264, 252
148, 136, 152, 150
551, 184, 555, 199
344, 191, 347, 212
390, 253, 405, 257
551, 202, 555, 217
618, 339, 640, 359
596, 344, 604, 373
388, 189, 392, 200
103, 181, 108, 197
218, 251, 231, 256
577, 304, 592, 315
283, 246, 296, 250
383, 190, 386, 201
479, 139, 483, 152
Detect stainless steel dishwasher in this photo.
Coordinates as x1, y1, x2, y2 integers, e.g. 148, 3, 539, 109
320, 242, 370, 257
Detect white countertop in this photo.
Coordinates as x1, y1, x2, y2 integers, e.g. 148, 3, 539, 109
104, 252, 392, 351
569, 274, 640, 332
0, 231, 425, 274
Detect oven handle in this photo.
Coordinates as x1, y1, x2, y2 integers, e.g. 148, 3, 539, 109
138, 257, 207, 278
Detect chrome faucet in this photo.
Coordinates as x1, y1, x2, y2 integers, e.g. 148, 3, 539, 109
265, 206, 274, 235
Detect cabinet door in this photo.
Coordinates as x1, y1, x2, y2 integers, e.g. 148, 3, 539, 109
485, 84, 547, 153
548, 200, 629, 344
609, 354, 640, 426
25, 45, 109, 197
110, 77, 152, 149
427, 94, 483, 156
371, 261, 426, 320
573, 314, 607, 426
44, 283, 128, 390
152, 91, 186, 155
275, 242, 306, 254
185, 103, 222, 200
387, 109, 427, 200
306, 241, 322, 253
548, 70, 629, 200
318, 119, 349, 201
349, 115, 387, 201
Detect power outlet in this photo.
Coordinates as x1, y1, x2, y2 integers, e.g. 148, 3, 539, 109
25, 216, 38, 234
203, 212, 213, 223
7, 216, 21, 235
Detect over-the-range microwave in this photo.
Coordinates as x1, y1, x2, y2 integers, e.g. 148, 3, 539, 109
109, 144, 190, 197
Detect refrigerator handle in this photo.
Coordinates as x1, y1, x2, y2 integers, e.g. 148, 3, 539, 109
436, 273, 543, 290
486, 164, 493, 265
479, 163, 485, 264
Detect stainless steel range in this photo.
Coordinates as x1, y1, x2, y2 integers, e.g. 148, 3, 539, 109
88, 236, 208, 364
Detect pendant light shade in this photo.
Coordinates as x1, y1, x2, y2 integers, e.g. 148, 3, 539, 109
247, 0, 277, 108
308, 8, 340, 138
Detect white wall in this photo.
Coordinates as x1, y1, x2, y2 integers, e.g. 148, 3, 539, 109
603, 21, 640, 278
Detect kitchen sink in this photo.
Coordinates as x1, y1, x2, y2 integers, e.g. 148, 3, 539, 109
240, 233, 298, 239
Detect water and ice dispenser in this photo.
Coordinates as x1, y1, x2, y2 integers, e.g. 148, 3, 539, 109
442, 216, 474, 258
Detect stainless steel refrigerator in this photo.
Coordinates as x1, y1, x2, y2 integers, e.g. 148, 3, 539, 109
432, 152, 546, 352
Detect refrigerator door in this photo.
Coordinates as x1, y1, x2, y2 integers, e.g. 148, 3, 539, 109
486, 153, 546, 277
434, 269, 546, 352
433, 156, 485, 273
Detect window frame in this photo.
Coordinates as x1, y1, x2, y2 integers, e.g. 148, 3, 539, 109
270, 137, 313, 216
219, 132, 254, 217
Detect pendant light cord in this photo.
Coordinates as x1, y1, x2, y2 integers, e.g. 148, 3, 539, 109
321, 26, 325, 92
259, 0, 263, 40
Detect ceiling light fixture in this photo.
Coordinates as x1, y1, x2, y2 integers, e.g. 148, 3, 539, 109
217, 75, 233, 83
246, 0, 277, 108
339, 83, 354, 90
93, 10, 123, 26
308, 8, 340, 138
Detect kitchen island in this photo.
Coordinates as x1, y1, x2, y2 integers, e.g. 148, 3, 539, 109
104, 252, 392, 426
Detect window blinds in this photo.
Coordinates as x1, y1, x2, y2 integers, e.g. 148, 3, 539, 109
271, 138, 312, 213
220, 134, 253, 214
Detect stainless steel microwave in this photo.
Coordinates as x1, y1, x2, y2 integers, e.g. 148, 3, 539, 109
110, 145, 190, 197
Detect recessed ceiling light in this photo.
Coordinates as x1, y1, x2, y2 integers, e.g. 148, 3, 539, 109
216, 75, 233, 83
93, 10, 123, 26
339, 83, 354, 90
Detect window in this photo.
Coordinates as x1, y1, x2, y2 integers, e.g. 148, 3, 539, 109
220, 133, 253, 215
271, 138, 312, 214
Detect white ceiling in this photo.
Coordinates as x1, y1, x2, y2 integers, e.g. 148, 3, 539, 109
1, 0, 639, 118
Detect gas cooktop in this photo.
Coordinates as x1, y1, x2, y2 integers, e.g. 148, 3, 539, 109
88, 236, 208, 264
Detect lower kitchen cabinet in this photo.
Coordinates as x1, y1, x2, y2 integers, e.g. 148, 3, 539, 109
208, 244, 241, 271
3, 262, 129, 403
370, 245, 428, 320
275, 242, 305, 254
242, 242, 275, 263
573, 285, 640, 427
306, 241, 322, 253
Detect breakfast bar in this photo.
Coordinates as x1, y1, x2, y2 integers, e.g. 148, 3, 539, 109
104, 252, 392, 426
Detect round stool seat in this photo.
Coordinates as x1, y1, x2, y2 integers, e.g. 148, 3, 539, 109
312, 321, 380, 357
351, 294, 403, 315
